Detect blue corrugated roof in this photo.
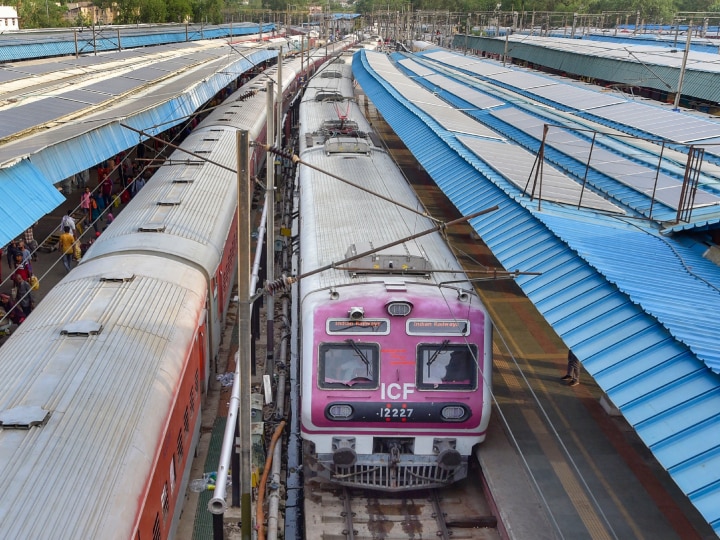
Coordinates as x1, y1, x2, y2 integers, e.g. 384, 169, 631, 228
457, 34, 720, 105
0, 24, 276, 62
404, 51, 720, 227
30, 49, 271, 181
331, 13, 361, 20
0, 160, 65, 247
353, 48, 720, 536
0, 47, 275, 244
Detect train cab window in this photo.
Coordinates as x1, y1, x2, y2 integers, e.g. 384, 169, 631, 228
416, 342, 477, 390
319, 340, 379, 389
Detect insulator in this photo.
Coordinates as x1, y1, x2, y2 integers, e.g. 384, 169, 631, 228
267, 145, 295, 162
264, 275, 297, 295
235, 89, 257, 102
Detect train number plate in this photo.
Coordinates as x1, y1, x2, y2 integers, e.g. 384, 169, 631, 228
324, 401, 470, 423
379, 404, 414, 421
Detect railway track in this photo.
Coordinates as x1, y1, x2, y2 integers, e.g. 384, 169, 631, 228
304, 472, 499, 540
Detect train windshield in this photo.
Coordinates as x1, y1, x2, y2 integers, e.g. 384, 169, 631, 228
319, 340, 379, 389
416, 343, 478, 390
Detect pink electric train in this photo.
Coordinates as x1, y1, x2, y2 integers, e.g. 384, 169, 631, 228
294, 54, 493, 491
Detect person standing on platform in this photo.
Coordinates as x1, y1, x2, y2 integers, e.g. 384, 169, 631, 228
17, 241, 31, 266
96, 161, 109, 188
12, 253, 31, 282
58, 226, 75, 273
101, 175, 113, 208
24, 226, 38, 261
60, 211, 77, 239
12, 273, 33, 316
77, 168, 89, 189
80, 187, 92, 227
561, 349, 580, 387
90, 194, 101, 233
62, 175, 74, 195
132, 173, 146, 196
120, 160, 130, 191
6, 239, 19, 270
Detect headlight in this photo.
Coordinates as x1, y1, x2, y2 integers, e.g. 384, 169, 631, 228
441, 406, 466, 420
387, 301, 412, 316
328, 404, 353, 418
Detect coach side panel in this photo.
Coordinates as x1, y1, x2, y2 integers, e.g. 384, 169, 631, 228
134, 320, 206, 540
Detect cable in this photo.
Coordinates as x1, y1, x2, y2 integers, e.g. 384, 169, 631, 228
256, 420, 286, 540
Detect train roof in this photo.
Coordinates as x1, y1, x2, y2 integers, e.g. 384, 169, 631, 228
298, 60, 365, 145
200, 52, 312, 135
297, 64, 470, 294
0, 254, 206, 538
82, 126, 239, 277
299, 126, 464, 289
84, 41, 357, 279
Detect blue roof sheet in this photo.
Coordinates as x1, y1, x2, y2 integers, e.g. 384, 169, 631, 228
0, 47, 275, 245
0, 160, 65, 247
353, 48, 720, 536
0, 24, 276, 62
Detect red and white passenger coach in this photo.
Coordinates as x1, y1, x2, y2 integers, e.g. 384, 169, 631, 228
0, 36, 356, 540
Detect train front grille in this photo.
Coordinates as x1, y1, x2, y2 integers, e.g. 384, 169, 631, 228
332, 461, 464, 491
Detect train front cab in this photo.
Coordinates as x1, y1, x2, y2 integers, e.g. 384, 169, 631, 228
302, 293, 492, 492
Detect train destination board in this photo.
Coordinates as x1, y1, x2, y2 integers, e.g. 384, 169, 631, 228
326, 319, 390, 334
406, 319, 469, 336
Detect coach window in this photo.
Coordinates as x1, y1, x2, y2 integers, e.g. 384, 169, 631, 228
319, 340, 379, 389
417, 342, 477, 390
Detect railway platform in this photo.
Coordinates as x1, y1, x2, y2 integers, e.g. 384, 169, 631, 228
0, 186, 98, 319
473, 341, 716, 540
2, 128, 717, 540
366, 98, 717, 539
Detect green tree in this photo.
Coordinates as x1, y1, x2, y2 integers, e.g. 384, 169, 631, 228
631, 0, 675, 23
94, 0, 115, 9
116, 0, 142, 23
562, 0, 672, 23
193, 0, 225, 23
74, 12, 93, 27
675, 0, 716, 11
140, 0, 168, 22
265, 0, 292, 11
17, 0, 64, 28
167, 0, 194, 22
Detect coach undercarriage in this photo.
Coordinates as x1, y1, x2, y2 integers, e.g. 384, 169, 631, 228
305, 437, 467, 491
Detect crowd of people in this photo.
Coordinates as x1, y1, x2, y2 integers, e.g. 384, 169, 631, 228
0, 147, 154, 338
0, 237, 37, 329
58, 153, 150, 274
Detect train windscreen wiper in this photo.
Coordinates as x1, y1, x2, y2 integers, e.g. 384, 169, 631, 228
345, 339, 370, 375
426, 339, 450, 378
